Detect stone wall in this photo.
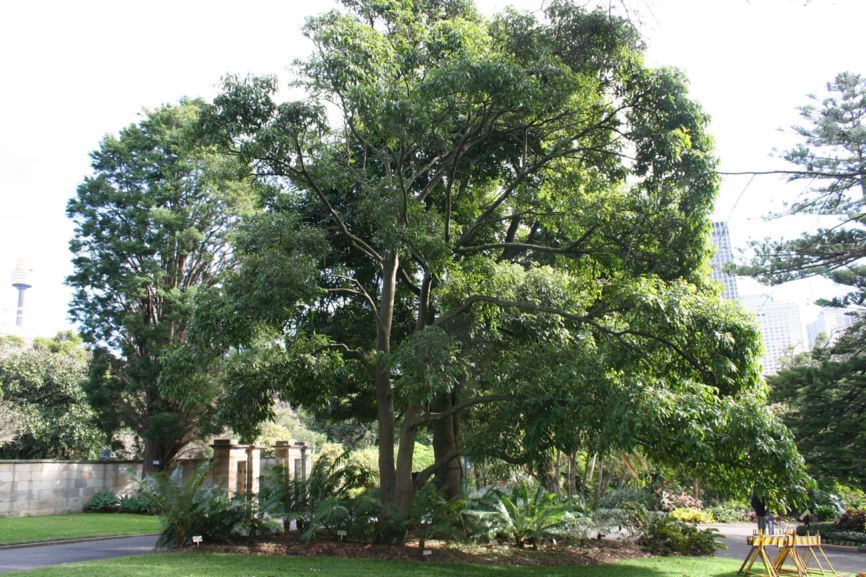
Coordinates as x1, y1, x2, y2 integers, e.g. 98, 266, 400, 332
0, 460, 141, 517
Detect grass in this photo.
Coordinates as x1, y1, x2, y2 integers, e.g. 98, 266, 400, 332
7, 552, 743, 576
0, 513, 159, 545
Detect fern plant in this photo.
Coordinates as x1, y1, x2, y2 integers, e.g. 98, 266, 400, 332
140, 463, 241, 548
261, 446, 375, 534
469, 482, 570, 547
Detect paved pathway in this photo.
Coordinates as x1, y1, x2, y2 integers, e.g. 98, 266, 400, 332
0, 535, 158, 573
711, 523, 865, 575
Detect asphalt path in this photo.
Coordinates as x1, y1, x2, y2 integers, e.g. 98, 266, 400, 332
710, 523, 866, 575
0, 534, 158, 573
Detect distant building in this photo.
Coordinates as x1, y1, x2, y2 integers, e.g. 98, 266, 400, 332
710, 221, 739, 300
740, 295, 805, 375
806, 307, 859, 349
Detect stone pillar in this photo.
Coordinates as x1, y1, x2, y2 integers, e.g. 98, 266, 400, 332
210, 439, 260, 497
274, 441, 291, 470
210, 439, 234, 493
296, 441, 311, 481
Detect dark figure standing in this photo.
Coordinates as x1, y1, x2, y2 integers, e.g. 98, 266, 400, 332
751, 493, 774, 534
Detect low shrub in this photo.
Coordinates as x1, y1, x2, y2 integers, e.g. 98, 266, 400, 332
627, 503, 723, 556
813, 504, 837, 522
836, 509, 866, 532
597, 487, 655, 511
706, 505, 747, 523
140, 464, 251, 548
467, 482, 571, 547
118, 494, 157, 515
797, 522, 866, 546
84, 490, 119, 512
657, 490, 702, 512
670, 507, 714, 524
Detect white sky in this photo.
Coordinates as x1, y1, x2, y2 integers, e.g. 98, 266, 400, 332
0, 0, 860, 336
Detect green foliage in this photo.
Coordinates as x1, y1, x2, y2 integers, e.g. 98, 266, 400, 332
626, 504, 723, 556
261, 444, 376, 534
67, 99, 260, 471
770, 338, 866, 490
84, 491, 120, 513
0, 333, 103, 459
797, 521, 866, 545
468, 482, 571, 547
193, 0, 807, 524
813, 505, 838, 522
118, 494, 157, 515
300, 491, 380, 543
669, 507, 714, 524
596, 488, 656, 511
407, 483, 468, 546
139, 464, 244, 548
705, 505, 747, 524
742, 72, 866, 307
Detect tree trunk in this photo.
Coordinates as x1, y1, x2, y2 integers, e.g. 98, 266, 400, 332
375, 252, 400, 542
538, 451, 558, 493
141, 437, 174, 476
584, 452, 597, 498
430, 393, 462, 499
394, 409, 419, 521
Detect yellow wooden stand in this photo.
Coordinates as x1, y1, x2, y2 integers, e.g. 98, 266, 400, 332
738, 531, 838, 577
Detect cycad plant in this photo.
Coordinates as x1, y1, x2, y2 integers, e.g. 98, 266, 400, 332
470, 481, 570, 547
140, 463, 240, 548
261, 446, 376, 534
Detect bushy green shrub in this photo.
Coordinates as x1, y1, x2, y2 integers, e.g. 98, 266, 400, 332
140, 464, 248, 548
627, 503, 723, 556
260, 445, 376, 533
670, 507, 714, 524
813, 504, 838, 522
797, 522, 866, 546
706, 505, 747, 523
300, 491, 379, 543
117, 494, 157, 515
84, 490, 119, 512
597, 487, 656, 510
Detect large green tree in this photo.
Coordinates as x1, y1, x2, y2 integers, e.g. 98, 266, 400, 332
0, 333, 103, 459
195, 0, 805, 535
67, 100, 259, 474
740, 72, 866, 490
769, 328, 866, 490
742, 72, 866, 306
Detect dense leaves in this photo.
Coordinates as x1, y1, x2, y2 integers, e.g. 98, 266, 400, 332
67, 100, 259, 472
0, 333, 103, 459
192, 0, 806, 532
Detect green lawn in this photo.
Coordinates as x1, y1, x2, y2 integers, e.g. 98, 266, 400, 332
7, 552, 743, 576
0, 513, 159, 545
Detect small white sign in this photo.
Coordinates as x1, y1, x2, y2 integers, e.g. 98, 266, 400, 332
422, 549, 433, 557
152, 460, 160, 466
336, 530, 347, 536
192, 535, 203, 546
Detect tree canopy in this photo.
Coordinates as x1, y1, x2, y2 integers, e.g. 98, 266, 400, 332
738, 72, 866, 492
0, 332, 103, 459
741, 72, 866, 307
187, 0, 806, 534
67, 99, 260, 472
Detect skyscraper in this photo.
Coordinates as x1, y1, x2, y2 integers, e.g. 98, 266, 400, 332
806, 307, 859, 349
740, 295, 806, 375
710, 221, 739, 300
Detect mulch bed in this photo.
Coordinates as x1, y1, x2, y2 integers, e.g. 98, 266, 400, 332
196, 534, 648, 567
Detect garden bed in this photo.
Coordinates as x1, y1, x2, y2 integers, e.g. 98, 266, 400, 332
196, 534, 649, 567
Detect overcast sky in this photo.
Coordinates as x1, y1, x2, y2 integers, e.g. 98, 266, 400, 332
0, 0, 860, 336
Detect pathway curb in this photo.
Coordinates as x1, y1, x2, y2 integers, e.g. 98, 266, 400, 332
0, 533, 158, 551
